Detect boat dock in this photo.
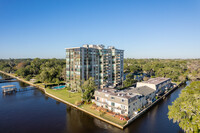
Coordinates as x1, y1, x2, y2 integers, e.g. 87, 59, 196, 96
2, 85, 17, 94
2, 85, 35, 95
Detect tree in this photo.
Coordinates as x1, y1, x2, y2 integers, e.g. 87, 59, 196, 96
129, 65, 142, 74
123, 73, 137, 88
16, 67, 30, 78
168, 81, 200, 132
81, 77, 97, 102
16, 62, 26, 69
126, 73, 134, 79
25, 75, 32, 81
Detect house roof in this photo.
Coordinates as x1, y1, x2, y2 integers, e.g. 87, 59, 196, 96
129, 86, 155, 96
140, 77, 171, 85
95, 88, 138, 99
95, 85, 155, 100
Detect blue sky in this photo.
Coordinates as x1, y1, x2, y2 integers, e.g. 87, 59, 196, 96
0, 0, 200, 59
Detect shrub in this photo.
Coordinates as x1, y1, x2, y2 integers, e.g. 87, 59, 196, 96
66, 86, 71, 90
25, 75, 32, 81
75, 101, 83, 106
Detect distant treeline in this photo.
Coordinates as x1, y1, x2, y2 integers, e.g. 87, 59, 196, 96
124, 59, 200, 82
0, 58, 200, 84
0, 58, 66, 84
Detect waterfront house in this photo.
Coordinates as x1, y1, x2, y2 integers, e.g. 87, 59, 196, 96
93, 77, 172, 118
93, 86, 156, 118
136, 77, 172, 94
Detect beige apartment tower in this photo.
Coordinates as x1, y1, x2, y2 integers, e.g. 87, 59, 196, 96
65, 44, 124, 89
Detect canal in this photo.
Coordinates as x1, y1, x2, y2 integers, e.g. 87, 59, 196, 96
0, 73, 186, 133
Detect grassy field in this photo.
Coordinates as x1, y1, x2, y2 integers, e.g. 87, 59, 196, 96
46, 88, 82, 104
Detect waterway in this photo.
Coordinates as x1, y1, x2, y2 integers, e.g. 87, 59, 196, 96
0, 73, 187, 133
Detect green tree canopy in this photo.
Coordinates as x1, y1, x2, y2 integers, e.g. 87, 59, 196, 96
123, 73, 137, 88
168, 81, 200, 132
81, 77, 97, 102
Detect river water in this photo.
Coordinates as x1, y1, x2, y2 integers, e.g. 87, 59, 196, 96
0, 73, 186, 133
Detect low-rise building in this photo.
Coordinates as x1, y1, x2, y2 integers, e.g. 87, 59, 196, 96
93, 77, 172, 118
93, 86, 156, 118
136, 77, 172, 94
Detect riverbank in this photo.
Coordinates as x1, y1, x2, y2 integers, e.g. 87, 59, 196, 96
0, 70, 184, 130
0, 71, 45, 92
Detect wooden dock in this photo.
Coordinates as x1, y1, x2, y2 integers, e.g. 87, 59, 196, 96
2, 85, 17, 94
2, 85, 35, 95
2, 88, 17, 94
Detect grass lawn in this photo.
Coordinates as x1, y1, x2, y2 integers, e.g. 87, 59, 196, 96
46, 88, 82, 104
35, 83, 45, 88
80, 104, 127, 126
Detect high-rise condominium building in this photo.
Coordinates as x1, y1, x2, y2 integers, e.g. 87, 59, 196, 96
65, 44, 124, 89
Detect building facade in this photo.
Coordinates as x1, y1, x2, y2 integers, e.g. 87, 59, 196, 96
65, 44, 124, 88
136, 77, 172, 94
93, 77, 172, 118
93, 86, 156, 118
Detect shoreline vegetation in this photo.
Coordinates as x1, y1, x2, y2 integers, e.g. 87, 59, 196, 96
168, 81, 200, 132
1, 58, 200, 130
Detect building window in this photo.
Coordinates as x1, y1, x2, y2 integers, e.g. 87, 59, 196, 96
111, 97, 115, 99
111, 102, 115, 106
121, 99, 125, 102
97, 97, 99, 101
121, 105, 125, 109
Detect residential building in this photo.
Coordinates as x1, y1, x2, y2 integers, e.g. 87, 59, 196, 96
93, 77, 172, 118
136, 77, 172, 94
93, 86, 156, 118
65, 44, 124, 88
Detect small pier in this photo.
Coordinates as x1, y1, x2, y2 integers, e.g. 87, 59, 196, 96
2, 85, 35, 95
2, 85, 17, 94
